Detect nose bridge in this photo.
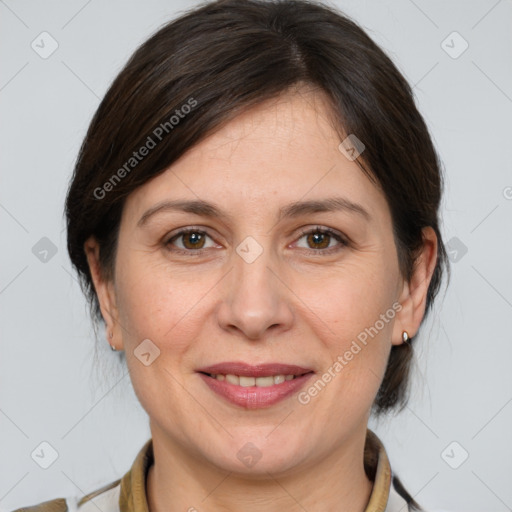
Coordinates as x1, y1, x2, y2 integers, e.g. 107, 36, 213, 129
217, 234, 293, 339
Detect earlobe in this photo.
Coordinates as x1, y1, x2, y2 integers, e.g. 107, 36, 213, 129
391, 227, 438, 346
84, 236, 120, 346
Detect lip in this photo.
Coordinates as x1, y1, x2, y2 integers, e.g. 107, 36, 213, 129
198, 373, 314, 409
196, 362, 315, 409
196, 362, 314, 377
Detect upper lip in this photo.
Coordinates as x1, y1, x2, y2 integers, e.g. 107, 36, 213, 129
196, 362, 314, 377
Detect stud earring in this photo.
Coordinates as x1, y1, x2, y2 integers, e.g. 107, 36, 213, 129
108, 331, 116, 351
402, 331, 409, 343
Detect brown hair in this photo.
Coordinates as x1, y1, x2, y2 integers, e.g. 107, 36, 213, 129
65, 0, 449, 416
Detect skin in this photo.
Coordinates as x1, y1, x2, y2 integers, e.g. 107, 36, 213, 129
85, 88, 438, 512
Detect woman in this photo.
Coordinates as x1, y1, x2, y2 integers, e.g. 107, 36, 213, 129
13, 0, 448, 510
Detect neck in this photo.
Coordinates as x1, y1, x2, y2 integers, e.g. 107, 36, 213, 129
146, 424, 374, 512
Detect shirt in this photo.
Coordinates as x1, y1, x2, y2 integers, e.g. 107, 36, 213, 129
11, 430, 414, 512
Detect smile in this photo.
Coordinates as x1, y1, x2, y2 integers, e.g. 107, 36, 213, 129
198, 371, 315, 409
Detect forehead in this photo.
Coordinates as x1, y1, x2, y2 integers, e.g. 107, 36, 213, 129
123, 90, 389, 226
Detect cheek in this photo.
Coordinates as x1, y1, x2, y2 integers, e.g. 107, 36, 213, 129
112, 257, 211, 414
297, 256, 398, 336
113, 255, 207, 348
296, 260, 397, 394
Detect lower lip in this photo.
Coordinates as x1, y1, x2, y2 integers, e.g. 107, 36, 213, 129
198, 372, 315, 409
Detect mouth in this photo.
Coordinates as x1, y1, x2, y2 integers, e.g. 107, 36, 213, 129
196, 362, 315, 409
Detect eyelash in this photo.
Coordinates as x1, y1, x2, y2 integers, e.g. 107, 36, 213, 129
164, 226, 348, 256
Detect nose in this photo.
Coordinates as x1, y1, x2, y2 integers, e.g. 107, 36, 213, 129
216, 242, 294, 341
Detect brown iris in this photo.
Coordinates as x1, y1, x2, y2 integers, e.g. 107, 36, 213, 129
181, 231, 206, 249
306, 231, 331, 250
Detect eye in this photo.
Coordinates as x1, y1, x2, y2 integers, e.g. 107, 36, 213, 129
294, 226, 348, 254
164, 226, 348, 256
165, 228, 216, 254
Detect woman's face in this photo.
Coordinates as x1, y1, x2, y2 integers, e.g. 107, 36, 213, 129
88, 90, 431, 475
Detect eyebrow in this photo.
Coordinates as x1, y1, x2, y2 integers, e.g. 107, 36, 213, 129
137, 196, 371, 227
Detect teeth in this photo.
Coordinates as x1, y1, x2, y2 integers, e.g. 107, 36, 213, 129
212, 374, 298, 386
225, 374, 239, 385
239, 376, 256, 387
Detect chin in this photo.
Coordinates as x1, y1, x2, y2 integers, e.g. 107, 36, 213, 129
199, 430, 308, 477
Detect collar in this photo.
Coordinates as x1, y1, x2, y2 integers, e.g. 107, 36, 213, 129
118, 429, 401, 512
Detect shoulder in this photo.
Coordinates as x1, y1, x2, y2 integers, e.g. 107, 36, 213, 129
390, 475, 420, 511
10, 480, 121, 512
389, 475, 456, 512
10, 497, 68, 512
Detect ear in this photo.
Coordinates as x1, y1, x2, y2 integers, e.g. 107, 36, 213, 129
84, 236, 123, 349
392, 226, 438, 346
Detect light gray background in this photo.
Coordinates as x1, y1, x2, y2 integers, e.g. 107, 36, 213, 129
1, 1, 511, 511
